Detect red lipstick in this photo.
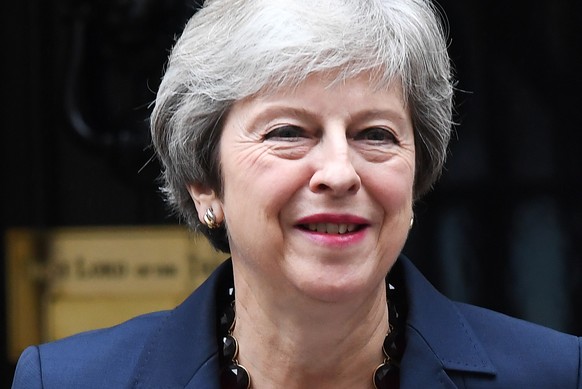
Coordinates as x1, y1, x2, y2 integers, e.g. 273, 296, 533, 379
294, 213, 370, 248
296, 213, 370, 225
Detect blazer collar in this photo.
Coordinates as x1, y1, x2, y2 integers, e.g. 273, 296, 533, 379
396, 255, 496, 386
130, 260, 230, 389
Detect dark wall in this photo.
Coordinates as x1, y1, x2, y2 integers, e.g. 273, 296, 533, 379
2, 0, 194, 229
405, 0, 582, 334
2, 0, 581, 386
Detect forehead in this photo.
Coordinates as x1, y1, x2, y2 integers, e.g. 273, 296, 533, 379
233, 71, 407, 115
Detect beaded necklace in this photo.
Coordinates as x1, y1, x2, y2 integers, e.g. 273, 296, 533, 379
217, 281, 405, 389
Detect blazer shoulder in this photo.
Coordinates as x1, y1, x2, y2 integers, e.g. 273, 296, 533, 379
12, 260, 233, 389
13, 310, 170, 389
12, 345, 42, 389
455, 302, 581, 388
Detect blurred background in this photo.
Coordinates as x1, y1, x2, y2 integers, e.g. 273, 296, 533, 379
1, 0, 581, 386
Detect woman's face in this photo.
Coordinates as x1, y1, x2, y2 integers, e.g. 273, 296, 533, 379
191, 72, 415, 303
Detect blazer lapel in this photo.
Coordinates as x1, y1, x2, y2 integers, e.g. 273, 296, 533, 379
130, 260, 233, 389
396, 256, 496, 388
400, 328, 459, 388
183, 353, 221, 389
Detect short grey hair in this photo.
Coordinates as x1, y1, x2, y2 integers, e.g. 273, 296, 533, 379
151, 0, 454, 252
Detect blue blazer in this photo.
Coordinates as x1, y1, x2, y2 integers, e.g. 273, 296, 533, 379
13, 256, 582, 388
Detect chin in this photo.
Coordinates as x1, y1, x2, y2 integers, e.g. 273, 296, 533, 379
293, 266, 383, 304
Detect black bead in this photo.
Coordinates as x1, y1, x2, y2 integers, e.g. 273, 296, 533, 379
373, 362, 399, 389
222, 335, 238, 362
382, 331, 400, 361
220, 363, 251, 389
219, 304, 235, 334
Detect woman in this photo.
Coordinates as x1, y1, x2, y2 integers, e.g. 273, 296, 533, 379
13, 0, 581, 388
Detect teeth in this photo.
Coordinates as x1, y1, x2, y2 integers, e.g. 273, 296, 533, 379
306, 223, 358, 234
327, 224, 339, 234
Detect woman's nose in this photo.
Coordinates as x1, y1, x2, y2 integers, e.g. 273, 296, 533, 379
308, 139, 361, 196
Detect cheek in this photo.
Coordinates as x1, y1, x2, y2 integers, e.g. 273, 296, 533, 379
364, 165, 414, 213
221, 156, 310, 225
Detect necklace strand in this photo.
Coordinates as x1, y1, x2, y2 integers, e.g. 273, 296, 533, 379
218, 284, 403, 389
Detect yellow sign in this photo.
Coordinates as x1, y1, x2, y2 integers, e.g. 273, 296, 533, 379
6, 226, 228, 362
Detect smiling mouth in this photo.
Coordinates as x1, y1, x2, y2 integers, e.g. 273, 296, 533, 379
299, 223, 365, 235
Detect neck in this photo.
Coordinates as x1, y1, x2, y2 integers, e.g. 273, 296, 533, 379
231, 272, 389, 389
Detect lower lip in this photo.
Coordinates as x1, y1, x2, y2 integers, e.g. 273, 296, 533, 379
296, 227, 367, 248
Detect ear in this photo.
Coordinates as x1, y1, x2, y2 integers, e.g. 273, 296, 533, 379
187, 184, 224, 225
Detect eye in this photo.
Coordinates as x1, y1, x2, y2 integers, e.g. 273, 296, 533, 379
354, 127, 398, 144
264, 125, 305, 141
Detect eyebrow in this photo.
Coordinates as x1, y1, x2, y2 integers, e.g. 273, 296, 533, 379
253, 106, 313, 122
247, 105, 409, 130
348, 108, 410, 125
244, 106, 317, 132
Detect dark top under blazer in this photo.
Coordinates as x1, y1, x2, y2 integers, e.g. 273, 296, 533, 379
12, 255, 582, 388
